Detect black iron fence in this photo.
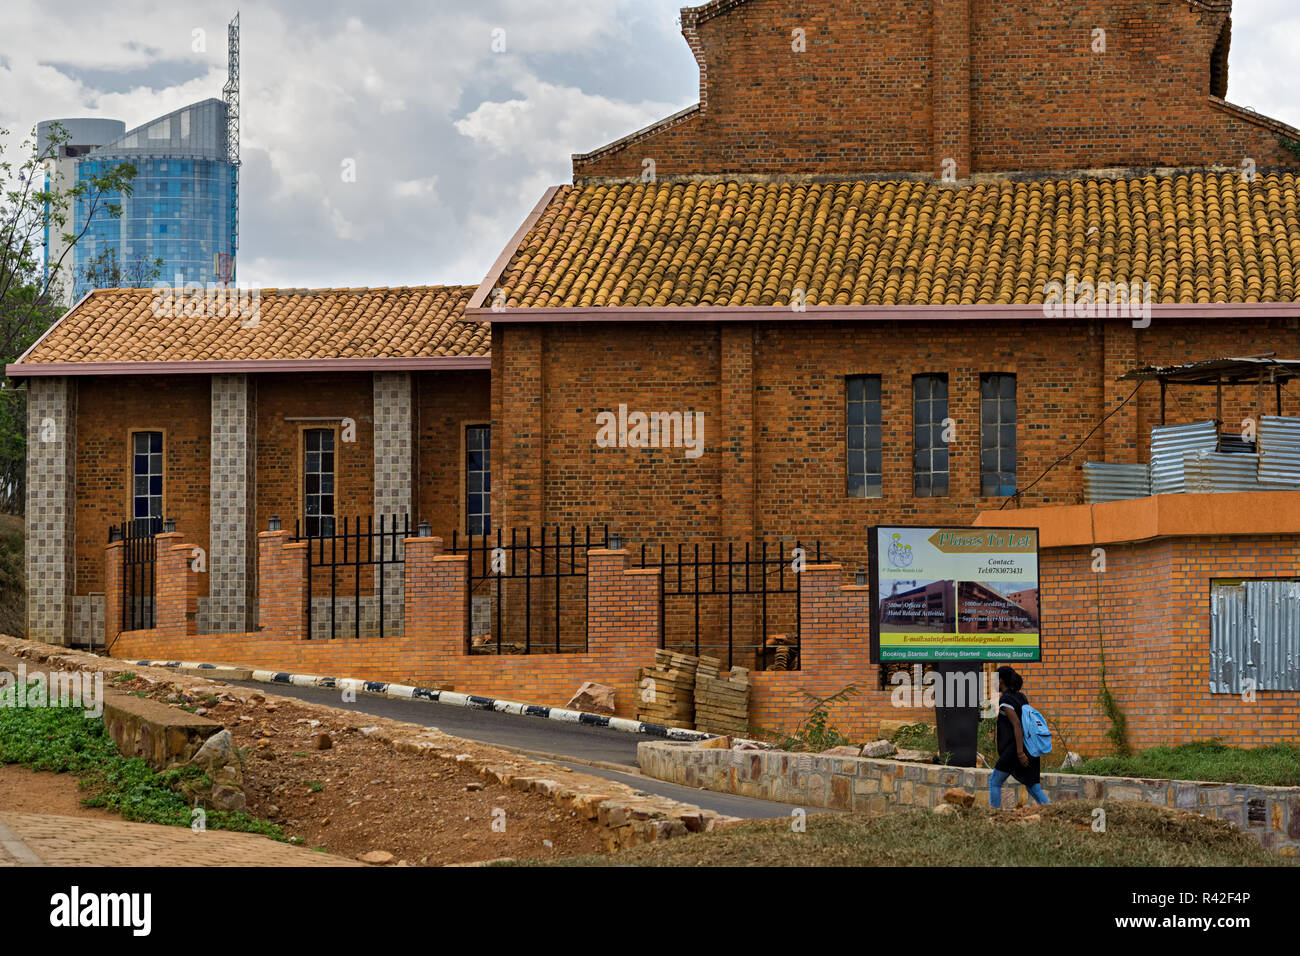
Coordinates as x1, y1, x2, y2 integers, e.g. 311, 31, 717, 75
449, 525, 609, 655
295, 514, 409, 640
112, 519, 162, 631
636, 539, 821, 671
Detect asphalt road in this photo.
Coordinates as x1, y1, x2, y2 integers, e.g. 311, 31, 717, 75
226, 678, 822, 820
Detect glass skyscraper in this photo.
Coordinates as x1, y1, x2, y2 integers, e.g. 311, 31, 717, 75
45, 98, 237, 301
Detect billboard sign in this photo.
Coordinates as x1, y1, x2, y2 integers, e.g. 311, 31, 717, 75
869, 526, 1041, 663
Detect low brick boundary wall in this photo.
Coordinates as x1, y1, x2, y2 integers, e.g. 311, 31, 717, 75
637, 740, 1300, 858
98, 528, 1300, 752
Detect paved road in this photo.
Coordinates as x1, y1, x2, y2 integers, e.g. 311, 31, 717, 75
0, 812, 359, 867
227, 679, 822, 820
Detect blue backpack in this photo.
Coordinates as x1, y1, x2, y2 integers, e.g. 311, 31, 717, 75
1020, 703, 1053, 757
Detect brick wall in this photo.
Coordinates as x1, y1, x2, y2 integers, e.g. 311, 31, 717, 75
106, 522, 1300, 752
109, 535, 665, 720
415, 369, 491, 541
253, 372, 374, 537
574, 0, 1295, 182
74, 375, 211, 613
492, 315, 1299, 580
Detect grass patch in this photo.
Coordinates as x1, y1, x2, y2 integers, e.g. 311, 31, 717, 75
1058, 741, 1300, 787
509, 802, 1284, 868
890, 722, 938, 753
0, 691, 283, 838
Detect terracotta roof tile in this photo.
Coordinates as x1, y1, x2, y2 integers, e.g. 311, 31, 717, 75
492, 173, 1300, 307
20, 285, 487, 365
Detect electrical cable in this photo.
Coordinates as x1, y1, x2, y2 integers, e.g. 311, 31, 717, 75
999, 381, 1146, 510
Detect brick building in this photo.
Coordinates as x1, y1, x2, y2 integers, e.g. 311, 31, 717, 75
12, 286, 488, 643
11, 0, 1300, 747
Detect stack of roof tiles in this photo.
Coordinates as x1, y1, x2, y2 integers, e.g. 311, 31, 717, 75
693, 658, 751, 736
635, 649, 700, 730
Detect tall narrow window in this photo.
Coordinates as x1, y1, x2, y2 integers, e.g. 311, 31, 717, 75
846, 375, 883, 498
131, 431, 163, 533
304, 428, 335, 537
981, 373, 1018, 498
913, 374, 949, 497
466, 425, 491, 535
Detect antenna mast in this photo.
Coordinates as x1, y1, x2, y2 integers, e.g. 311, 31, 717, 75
222, 12, 240, 283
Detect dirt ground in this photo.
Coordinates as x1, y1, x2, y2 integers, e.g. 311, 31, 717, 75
113, 674, 608, 866
0, 764, 120, 820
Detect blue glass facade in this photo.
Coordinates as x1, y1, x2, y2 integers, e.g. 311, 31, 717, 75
60, 99, 237, 301
73, 156, 235, 298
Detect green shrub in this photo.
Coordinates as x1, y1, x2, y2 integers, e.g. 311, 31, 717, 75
0, 685, 283, 838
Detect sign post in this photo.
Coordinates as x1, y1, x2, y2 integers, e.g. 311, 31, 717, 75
869, 526, 1041, 767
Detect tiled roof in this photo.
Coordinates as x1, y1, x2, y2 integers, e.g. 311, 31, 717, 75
19, 285, 487, 365
492, 173, 1300, 307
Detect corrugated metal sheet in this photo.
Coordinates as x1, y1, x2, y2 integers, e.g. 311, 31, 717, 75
1211, 580, 1300, 694
1217, 432, 1256, 454
1182, 451, 1294, 493
1258, 416, 1300, 487
1083, 462, 1150, 503
1150, 420, 1217, 494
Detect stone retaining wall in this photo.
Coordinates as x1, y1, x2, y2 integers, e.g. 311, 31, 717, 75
637, 740, 1300, 858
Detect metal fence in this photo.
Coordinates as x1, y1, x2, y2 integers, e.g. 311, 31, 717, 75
295, 514, 409, 640
636, 539, 821, 671
1210, 579, 1300, 694
449, 525, 609, 655
113, 519, 160, 631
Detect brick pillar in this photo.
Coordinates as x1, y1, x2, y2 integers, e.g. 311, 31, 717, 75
209, 373, 256, 632
720, 325, 755, 543
1103, 320, 1144, 463
798, 563, 872, 670
373, 371, 414, 631
931, 0, 972, 181
405, 536, 469, 656
153, 532, 198, 636
257, 530, 308, 640
104, 540, 124, 649
25, 375, 77, 645
587, 549, 661, 652
495, 325, 544, 529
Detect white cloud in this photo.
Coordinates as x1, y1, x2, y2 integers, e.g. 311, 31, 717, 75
456, 75, 677, 162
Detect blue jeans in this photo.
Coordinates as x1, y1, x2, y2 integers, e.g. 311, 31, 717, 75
989, 769, 1050, 808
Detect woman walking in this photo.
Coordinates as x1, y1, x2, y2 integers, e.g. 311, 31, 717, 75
990, 665, 1050, 808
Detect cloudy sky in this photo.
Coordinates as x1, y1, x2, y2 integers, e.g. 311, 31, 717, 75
2, 0, 1299, 290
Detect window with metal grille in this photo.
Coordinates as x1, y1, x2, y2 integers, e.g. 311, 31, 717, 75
846, 375, 883, 498
131, 431, 163, 533
303, 428, 335, 538
466, 425, 491, 535
981, 373, 1018, 497
913, 374, 949, 497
